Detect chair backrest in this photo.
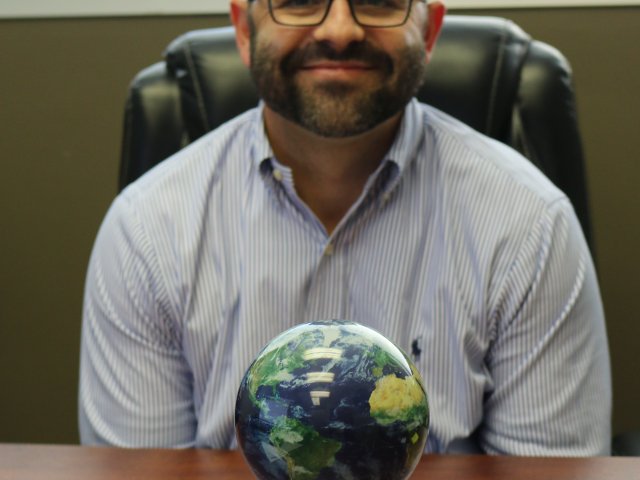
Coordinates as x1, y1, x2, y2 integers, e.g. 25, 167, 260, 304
119, 16, 593, 247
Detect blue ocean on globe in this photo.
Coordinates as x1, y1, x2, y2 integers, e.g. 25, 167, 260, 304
235, 320, 429, 480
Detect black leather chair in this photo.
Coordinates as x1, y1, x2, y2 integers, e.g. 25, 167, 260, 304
119, 15, 640, 456
119, 16, 594, 249
612, 431, 640, 456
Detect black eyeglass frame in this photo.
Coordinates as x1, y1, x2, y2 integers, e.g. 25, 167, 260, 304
266, 0, 427, 28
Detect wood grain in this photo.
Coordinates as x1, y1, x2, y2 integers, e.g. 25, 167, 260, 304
0, 444, 638, 480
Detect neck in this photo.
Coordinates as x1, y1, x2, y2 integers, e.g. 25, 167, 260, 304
263, 107, 402, 234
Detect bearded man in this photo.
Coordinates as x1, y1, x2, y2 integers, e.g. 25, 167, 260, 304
79, 0, 611, 455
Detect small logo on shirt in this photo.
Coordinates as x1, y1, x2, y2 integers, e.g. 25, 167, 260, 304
411, 337, 422, 361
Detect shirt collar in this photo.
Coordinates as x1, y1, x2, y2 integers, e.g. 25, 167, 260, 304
251, 102, 274, 170
384, 98, 426, 174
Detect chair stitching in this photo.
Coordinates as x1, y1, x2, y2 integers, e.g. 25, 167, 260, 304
120, 93, 135, 190
486, 21, 509, 136
183, 40, 211, 134
513, 106, 534, 161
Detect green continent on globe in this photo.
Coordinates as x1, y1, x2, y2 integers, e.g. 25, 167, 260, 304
368, 374, 428, 432
269, 417, 342, 480
246, 338, 310, 403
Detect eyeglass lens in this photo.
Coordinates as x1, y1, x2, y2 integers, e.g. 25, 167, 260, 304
269, 0, 413, 27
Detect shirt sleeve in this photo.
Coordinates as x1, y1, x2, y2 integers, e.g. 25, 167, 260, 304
481, 198, 612, 456
78, 192, 197, 447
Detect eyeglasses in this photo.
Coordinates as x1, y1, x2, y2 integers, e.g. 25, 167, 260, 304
267, 0, 426, 28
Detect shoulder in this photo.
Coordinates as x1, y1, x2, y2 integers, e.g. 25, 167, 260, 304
99, 107, 261, 265
418, 102, 564, 208
121, 107, 259, 208
414, 102, 570, 236
411, 103, 589, 286
109, 108, 261, 236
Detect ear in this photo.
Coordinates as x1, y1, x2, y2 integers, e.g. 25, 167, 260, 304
230, 0, 252, 67
424, 1, 446, 62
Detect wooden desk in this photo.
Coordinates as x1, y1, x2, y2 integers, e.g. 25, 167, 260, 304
1, 444, 638, 480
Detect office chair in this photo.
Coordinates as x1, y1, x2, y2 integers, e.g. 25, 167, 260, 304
119, 16, 594, 248
119, 15, 640, 456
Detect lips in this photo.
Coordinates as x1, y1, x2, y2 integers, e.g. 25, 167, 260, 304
301, 61, 375, 70
281, 42, 393, 78
298, 60, 378, 81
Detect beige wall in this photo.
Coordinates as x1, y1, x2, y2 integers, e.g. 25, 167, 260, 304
0, 7, 638, 444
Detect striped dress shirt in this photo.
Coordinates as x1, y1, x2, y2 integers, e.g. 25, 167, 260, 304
79, 99, 611, 455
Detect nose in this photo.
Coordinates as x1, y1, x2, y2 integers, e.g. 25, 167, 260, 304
312, 0, 366, 51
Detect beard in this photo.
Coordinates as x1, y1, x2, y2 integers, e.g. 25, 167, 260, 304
248, 23, 428, 138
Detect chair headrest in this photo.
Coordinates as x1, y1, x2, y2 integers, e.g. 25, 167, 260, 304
421, 16, 530, 138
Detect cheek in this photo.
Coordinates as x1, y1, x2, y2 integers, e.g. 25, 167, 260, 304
368, 28, 426, 62
255, 24, 312, 56
402, 30, 427, 54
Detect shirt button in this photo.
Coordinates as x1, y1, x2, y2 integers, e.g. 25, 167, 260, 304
324, 243, 334, 256
382, 192, 391, 203
273, 169, 283, 182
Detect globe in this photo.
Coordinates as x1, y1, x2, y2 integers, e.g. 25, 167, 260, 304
235, 320, 429, 480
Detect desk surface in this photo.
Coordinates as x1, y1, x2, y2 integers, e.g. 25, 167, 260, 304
1, 444, 639, 480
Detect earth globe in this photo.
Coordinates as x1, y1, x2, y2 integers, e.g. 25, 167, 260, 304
235, 319, 429, 480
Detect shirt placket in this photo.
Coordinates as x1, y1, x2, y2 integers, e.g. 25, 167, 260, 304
304, 237, 348, 322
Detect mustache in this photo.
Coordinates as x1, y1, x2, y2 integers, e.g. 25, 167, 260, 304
281, 41, 394, 76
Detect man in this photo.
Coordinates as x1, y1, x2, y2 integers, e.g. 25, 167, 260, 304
79, 0, 612, 454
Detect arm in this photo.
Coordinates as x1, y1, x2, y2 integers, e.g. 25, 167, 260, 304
482, 198, 611, 455
78, 193, 196, 447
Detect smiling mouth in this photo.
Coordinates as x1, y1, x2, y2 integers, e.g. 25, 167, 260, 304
298, 61, 378, 81
302, 60, 374, 69
302, 60, 375, 69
